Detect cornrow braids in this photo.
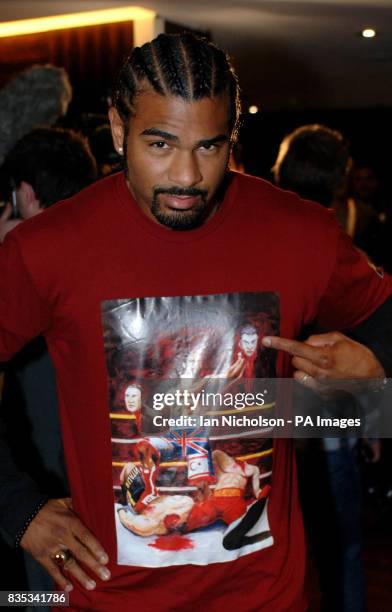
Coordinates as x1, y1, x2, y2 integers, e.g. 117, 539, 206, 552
180, 33, 213, 99
152, 34, 190, 98
131, 46, 165, 96
113, 58, 137, 122
113, 32, 241, 141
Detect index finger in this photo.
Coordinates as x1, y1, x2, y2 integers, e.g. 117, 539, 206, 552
262, 336, 329, 368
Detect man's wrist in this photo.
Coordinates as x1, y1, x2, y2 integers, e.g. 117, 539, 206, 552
0, 476, 49, 547
14, 496, 49, 548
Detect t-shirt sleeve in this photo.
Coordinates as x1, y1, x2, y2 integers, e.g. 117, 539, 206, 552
0, 232, 51, 361
316, 228, 392, 331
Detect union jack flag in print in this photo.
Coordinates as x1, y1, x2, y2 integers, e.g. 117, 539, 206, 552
164, 427, 215, 483
165, 427, 210, 458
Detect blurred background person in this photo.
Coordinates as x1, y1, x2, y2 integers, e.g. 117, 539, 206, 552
351, 163, 388, 218
0, 65, 72, 166
273, 123, 382, 612
273, 124, 386, 265
88, 124, 123, 177
0, 127, 97, 241
349, 163, 392, 273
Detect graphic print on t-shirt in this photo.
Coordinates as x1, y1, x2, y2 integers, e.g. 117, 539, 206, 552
102, 292, 279, 567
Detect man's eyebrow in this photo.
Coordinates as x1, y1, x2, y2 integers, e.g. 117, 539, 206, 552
140, 128, 179, 142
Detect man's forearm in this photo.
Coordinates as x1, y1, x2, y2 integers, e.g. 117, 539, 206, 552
0, 418, 48, 546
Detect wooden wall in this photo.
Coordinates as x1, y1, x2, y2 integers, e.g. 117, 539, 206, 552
0, 21, 134, 112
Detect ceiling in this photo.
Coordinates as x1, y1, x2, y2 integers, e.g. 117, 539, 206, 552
1, 0, 392, 109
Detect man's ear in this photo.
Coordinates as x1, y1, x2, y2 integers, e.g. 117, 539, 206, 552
108, 107, 125, 155
19, 181, 41, 218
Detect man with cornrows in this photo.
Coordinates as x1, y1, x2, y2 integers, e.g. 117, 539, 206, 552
1, 32, 391, 610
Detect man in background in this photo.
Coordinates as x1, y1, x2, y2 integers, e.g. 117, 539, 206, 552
0, 127, 97, 242
273, 123, 382, 612
0, 65, 72, 167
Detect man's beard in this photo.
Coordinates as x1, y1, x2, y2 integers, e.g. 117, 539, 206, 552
151, 186, 209, 231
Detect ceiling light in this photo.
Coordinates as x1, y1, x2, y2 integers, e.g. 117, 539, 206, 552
361, 28, 376, 39
248, 105, 259, 114
0, 7, 155, 38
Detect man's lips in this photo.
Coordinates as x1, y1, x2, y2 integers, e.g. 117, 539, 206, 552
160, 193, 201, 210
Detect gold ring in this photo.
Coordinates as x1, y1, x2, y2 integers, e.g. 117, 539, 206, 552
52, 549, 72, 567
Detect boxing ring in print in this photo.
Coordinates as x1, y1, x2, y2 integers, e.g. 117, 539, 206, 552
102, 292, 279, 568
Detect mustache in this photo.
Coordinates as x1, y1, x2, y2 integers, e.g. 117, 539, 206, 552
153, 186, 208, 198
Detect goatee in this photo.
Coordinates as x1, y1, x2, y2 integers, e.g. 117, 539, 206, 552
151, 186, 209, 231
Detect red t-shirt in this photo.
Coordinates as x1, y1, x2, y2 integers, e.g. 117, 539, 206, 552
1, 171, 391, 611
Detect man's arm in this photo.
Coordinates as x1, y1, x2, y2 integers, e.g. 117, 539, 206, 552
0, 414, 49, 547
262, 332, 385, 385
0, 391, 111, 592
261, 295, 392, 387
0, 233, 111, 591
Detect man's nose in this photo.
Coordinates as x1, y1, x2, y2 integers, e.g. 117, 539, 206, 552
168, 151, 202, 187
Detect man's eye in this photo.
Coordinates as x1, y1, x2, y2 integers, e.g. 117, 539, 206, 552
150, 141, 168, 149
199, 143, 218, 153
